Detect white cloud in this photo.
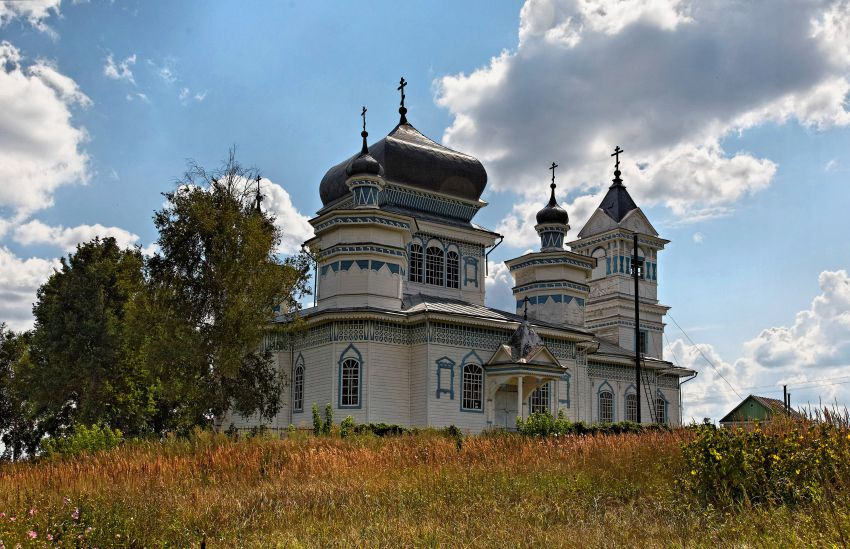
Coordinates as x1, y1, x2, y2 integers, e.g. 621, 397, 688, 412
0, 246, 58, 331
672, 269, 850, 422
194, 90, 207, 102
103, 53, 136, 84
258, 178, 314, 255
13, 219, 140, 252
692, 232, 703, 244
0, 41, 90, 218
825, 158, 838, 172
485, 259, 515, 312
0, 0, 61, 36
178, 87, 189, 102
437, 0, 850, 237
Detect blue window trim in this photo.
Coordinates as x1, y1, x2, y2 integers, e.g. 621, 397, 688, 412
463, 257, 479, 287
436, 356, 455, 400
293, 353, 305, 413
623, 383, 638, 422
337, 343, 363, 409
528, 381, 552, 414
460, 350, 485, 413
597, 380, 615, 423
655, 389, 669, 424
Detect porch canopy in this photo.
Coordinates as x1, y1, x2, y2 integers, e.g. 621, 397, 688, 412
484, 319, 567, 424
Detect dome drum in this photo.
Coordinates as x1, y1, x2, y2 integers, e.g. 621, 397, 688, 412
346, 176, 385, 208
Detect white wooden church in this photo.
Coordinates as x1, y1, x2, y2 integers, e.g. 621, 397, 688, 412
226, 86, 695, 433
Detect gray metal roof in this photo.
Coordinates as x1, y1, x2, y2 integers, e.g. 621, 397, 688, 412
599, 174, 638, 223
320, 122, 487, 206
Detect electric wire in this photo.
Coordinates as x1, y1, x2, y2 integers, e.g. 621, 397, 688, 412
667, 313, 742, 399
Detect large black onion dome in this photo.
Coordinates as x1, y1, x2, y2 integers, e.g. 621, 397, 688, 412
536, 183, 570, 225
320, 122, 487, 205
345, 131, 383, 177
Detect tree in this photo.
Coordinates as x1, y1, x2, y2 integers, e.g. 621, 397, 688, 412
19, 238, 153, 435
141, 149, 310, 430
0, 325, 40, 460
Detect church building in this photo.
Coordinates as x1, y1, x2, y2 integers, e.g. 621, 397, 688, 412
226, 81, 695, 433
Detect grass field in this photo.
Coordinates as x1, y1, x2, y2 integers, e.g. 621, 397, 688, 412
1, 428, 848, 547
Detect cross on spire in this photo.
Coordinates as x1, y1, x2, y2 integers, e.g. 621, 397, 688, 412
397, 77, 409, 124
361, 106, 367, 133
549, 162, 558, 187
254, 174, 263, 213
611, 146, 624, 171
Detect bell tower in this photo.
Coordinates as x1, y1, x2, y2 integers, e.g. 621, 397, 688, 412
505, 163, 594, 327
568, 150, 669, 358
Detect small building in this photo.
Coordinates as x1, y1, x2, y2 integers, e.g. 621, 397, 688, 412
719, 395, 800, 427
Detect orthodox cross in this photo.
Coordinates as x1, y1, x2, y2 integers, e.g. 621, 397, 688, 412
549, 161, 558, 185
255, 174, 263, 211
361, 106, 367, 132
397, 77, 407, 108
611, 146, 624, 170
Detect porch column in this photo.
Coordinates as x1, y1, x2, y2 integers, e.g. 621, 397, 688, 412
517, 375, 524, 422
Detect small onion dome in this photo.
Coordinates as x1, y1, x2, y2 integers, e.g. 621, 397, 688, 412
345, 130, 384, 177
535, 183, 569, 225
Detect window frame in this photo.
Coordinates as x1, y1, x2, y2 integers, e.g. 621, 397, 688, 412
409, 243, 424, 283
446, 250, 460, 289
655, 396, 667, 424
425, 245, 445, 286
599, 390, 614, 423
293, 356, 305, 413
461, 363, 484, 412
529, 382, 551, 415
624, 392, 637, 423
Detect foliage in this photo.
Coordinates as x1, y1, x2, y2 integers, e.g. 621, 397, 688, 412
0, 325, 41, 460
1, 428, 847, 546
352, 422, 414, 437
323, 404, 334, 435
40, 424, 123, 458
680, 421, 850, 508
516, 410, 664, 437
312, 403, 323, 436
18, 238, 152, 437
340, 416, 355, 438
132, 149, 311, 430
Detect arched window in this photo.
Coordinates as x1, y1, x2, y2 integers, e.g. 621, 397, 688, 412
293, 358, 304, 413
529, 382, 550, 415
425, 246, 444, 286
599, 390, 614, 423
461, 363, 483, 411
409, 244, 423, 283
655, 397, 667, 424
446, 250, 459, 289
340, 358, 360, 407
624, 393, 637, 422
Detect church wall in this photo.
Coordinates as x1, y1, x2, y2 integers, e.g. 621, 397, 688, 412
410, 341, 429, 427
219, 351, 293, 431
426, 343, 488, 433
293, 344, 335, 428
367, 341, 411, 425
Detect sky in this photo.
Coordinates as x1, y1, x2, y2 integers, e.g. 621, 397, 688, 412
1, 0, 849, 422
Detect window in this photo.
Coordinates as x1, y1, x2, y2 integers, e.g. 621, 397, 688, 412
529, 382, 550, 415
637, 330, 648, 355
426, 246, 444, 286
599, 391, 614, 423
409, 244, 423, 283
446, 251, 459, 289
461, 363, 483, 411
293, 360, 304, 413
340, 358, 360, 407
655, 397, 666, 424
625, 393, 637, 422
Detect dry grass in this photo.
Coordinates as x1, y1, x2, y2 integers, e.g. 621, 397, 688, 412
0, 429, 847, 547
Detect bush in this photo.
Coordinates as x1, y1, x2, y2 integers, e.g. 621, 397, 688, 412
40, 423, 123, 458
312, 403, 322, 436
340, 416, 355, 438
680, 422, 850, 507
323, 404, 334, 435
353, 423, 413, 437
516, 410, 668, 437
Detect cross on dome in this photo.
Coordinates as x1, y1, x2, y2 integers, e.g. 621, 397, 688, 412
397, 76, 409, 124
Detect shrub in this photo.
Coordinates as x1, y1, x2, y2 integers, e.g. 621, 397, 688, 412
516, 411, 667, 437
312, 403, 322, 436
680, 422, 850, 507
40, 423, 123, 458
353, 423, 412, 437
340, 416, 355, 438
323, 404, 334, 435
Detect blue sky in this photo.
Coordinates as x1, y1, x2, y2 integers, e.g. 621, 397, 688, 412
1, 0, 849, 421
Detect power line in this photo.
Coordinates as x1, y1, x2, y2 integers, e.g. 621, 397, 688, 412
684, 379, 850, 404
667, 313, 742, 399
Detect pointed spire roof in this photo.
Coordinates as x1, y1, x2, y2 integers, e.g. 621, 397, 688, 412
508, 319, 544, 361
598, 146, 637, 222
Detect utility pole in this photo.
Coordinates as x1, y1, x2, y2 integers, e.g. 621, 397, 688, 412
633, 232, 642, 424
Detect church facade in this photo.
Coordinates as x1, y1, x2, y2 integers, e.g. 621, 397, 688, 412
226, 92, 695, 433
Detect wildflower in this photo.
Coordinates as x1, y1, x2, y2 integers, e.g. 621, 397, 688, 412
772, 454, 780, 461
9, 516, 14, 522
62, 497, 70, 507
0, 512, 4, 519
691, 470, 697, 475
85, 527, 92, 534
27, 532, 36, 540
46, 534, 53, 541
28, 508, 35, 517
71, 508, 80, 520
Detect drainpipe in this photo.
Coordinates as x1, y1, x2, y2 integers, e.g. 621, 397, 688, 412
678, 371, 698, 425
485, 235, 504, 276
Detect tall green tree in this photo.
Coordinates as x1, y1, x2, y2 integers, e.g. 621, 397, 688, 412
18, 238, 153, 435
141, 150, 310, 430
0, 325, 40, 460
